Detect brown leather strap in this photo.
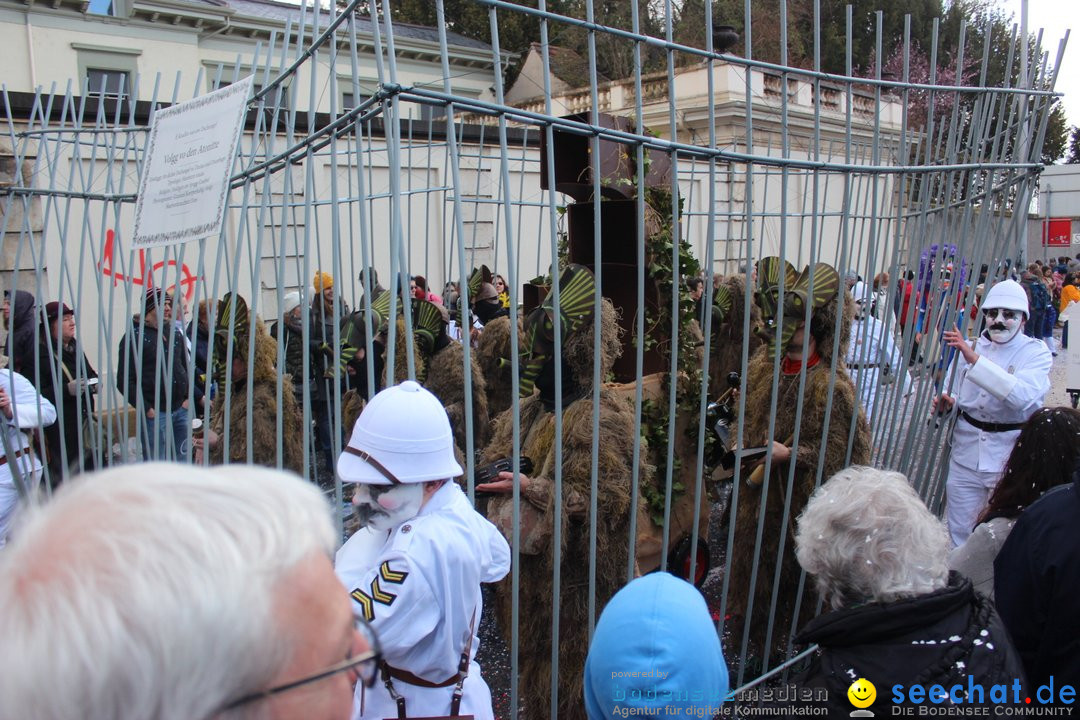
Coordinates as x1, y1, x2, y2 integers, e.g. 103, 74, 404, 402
0, 446, 28, 467
450, 612, 478, 716
382, 663, 461, 688
342, 446, 401, 485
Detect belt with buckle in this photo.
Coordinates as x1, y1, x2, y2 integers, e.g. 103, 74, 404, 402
959, 410, 1023, 433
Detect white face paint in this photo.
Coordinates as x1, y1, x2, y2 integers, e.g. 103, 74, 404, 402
854, 299, 867, 320
983, 307, 1023, 344
351, 482, 424, 531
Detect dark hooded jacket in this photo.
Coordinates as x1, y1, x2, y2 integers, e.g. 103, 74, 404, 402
994, 473, 1080, 694
270, 313, 322, 399
117, 318, 190, 412
793, 574, 1026, 715
6, 291, 38, 376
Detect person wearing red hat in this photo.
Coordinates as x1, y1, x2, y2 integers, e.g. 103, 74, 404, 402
35, 302, 98, 482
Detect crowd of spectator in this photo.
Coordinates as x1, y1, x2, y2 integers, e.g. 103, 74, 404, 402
0, 262, 517, 493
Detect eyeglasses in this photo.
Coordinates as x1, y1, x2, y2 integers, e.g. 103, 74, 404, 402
220, 613, 382, 711
982, 308, 1018, 321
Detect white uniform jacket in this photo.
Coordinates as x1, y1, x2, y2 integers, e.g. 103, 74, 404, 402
949, 332, 1051, 474
336, 481, 511, 720
0, 368, 57, 486
845, 314, 910, 421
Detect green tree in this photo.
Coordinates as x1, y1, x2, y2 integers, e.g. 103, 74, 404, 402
1067, 125, 1080, 164
1042, 101, 1069, 164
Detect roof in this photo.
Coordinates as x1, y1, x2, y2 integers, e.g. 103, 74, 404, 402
530, 42, 608, 86
217, 0, 492, 52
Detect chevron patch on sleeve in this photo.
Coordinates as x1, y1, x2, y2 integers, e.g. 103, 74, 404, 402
379, 561, 409, 584
350, 588, 375, 622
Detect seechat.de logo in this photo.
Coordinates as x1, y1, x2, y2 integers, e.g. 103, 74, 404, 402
891, 676, 1076, 709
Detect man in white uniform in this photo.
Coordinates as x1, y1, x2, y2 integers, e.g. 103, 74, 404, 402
935, 279, 1051, 547
0, 357, 57, 547
336, 380, 511, 720
846, 281, 910, 423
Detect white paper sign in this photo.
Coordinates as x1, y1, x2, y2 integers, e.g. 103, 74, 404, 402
132, 76, 253, 247
1067, 311, 1080, 393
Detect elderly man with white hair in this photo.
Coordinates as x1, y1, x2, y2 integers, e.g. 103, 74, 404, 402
935, 278, 1052, 546
0, 463, 380, 720
792, 467, 1024, 715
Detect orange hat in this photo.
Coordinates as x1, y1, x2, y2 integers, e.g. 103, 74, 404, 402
314, 272, 334, 293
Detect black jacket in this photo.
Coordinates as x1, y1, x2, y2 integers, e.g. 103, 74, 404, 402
184, 320, 211, 403
270, 317, 320, 396
793, 574, 1026, 715
117, 320, 190, 412
994, 475, 1080, 694
36, 337, 97, 475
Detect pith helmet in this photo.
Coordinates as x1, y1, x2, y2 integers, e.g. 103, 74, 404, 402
982, 279, 1029, 318
337, 380, 463, 485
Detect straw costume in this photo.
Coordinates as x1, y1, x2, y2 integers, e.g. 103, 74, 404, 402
208, 293, 304, 474
725, 259, 870, 664
480, 265, 641, 720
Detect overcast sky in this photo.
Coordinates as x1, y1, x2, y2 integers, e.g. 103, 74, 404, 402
998, 0, 1079, 141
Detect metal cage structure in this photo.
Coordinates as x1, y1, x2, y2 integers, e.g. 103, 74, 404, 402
0, 0, 1066, 713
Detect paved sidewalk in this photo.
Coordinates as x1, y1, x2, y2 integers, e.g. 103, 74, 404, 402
1046, 328, 1077, 408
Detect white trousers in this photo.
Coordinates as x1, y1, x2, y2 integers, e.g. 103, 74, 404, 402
946, 462, 1001, 548
0, 482, 21, 548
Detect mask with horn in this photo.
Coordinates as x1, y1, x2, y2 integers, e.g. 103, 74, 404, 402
410, 297, 447, 358
338, 301, 385, 378
519, 264, 596, 399
213, 292, 250, 383
466, 265, 501, 324
755, 259, 840, 362
710, 282, 734, 327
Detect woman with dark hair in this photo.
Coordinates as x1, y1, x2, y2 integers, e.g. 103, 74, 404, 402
494, 274, 510, 309
949, 406, 1080, 598
411, 275, 443, 305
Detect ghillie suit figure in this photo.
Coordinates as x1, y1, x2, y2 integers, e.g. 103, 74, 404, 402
477, 265, 642, 720
474, 314, 517, 422
468, 264, 509, 328
707, 273, 763, 395
414, 296, 490, 454
725, 259, 871, 667
337, 300, 387, 435
208, 293, 304, 474
367, 291, 489, 456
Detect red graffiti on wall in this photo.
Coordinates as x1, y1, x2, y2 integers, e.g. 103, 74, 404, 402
97, 229, 202, 302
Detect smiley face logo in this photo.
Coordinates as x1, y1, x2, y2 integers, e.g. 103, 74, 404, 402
847, 678, 876, 711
